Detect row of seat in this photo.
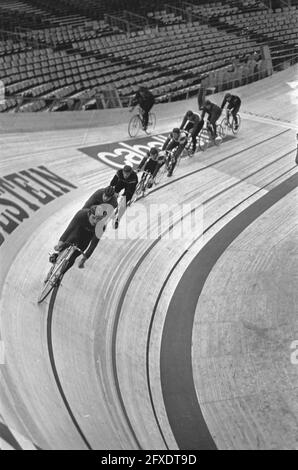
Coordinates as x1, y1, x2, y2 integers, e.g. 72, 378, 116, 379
0, 2, 293, 112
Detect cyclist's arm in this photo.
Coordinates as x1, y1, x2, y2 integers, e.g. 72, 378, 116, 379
110, 173, 119, 187
162, 136, 170, 150
180, 115, 187, 129
221, 96, 227, 110
54, 240, 67, 251
83, 235, 100, 260
137, 156, 147, 171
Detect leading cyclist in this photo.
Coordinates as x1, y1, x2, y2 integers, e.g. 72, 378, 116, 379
49, 204, 107, 275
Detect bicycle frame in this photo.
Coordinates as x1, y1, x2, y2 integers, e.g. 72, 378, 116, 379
38, 244, 84, 303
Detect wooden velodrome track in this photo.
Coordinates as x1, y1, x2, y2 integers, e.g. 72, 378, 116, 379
0, 65, 297, 450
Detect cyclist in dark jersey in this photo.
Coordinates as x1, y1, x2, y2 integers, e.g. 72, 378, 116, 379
201, 100, 222, 139
110, 165, 138, 205
50, 204, 107, 273
137, 147, 165, 187
162, 127, 188, 177
221, 93, 241, 129
180, 110, 204, 155
110, 165, 138, 229
131, 86, 155, 131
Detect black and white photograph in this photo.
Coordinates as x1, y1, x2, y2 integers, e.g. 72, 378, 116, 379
0, 0, 297, 453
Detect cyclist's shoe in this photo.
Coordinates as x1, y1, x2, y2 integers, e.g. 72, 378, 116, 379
49, 252, 58, 264
113, 218, 119, 230
234, 123, 239, 130
147, 181, 153, 189
167, 171, 173, 177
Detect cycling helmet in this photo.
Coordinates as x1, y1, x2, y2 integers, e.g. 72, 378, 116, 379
123, 165, 133, 174
186, 110, 193, 119
225, 93, 232, 100
104, 186, 115, 198
205, 100, 211, 106
149, 147, 158, 156
172, 127, 180, 134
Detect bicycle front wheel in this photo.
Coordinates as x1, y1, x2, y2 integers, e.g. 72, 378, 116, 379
198, 129, 209, 150
216, 124, 224, 144
128, 115, 141, 137
220, 118, 228, 138
146, 112, 156, 134
37, 276, 57, 304
131, 180, 144, 203
154, 165, 167, 184
232, 114, 241, 135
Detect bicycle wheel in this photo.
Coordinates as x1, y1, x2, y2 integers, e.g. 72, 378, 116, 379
220, 118, 228, 138
183, 137, 193, 157
37, 254, 68, 303
198, 128, 209, 150
146, 112, 156, 133
128, 115, 141, 137
37, 267, 63, 303
232, 114, 241, 135
215, 124, 224, 144
154, 165, 167, 184
131, 180, 144, 203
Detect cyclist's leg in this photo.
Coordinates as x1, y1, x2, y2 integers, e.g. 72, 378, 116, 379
209, 117, 217, 139
142, 104, 151, 129
115, 191, 135, 227
191, 120, 204, 152
168, 145, 181, 176
232, 104, 240, 128
61, 249, 83, 276
185, 122, 193, 133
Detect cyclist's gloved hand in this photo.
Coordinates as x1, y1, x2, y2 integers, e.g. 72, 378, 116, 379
78, 255, 87, 269
54, 240, 65, 251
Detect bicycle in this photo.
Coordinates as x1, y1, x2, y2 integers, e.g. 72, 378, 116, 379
37, 244, 84, 304
128, 106, 156, 138
180, 129, 208, 157
220, 109, 241, 136
198, 120, 225, 149
130, 170, 153, 203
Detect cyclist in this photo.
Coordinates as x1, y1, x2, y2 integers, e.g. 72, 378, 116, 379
220, 92, 241, 129
49, 205, 107, 274
162, 127, 188, 177
110, 165, 138, 229
180, 110, 204, 155
137, 147, 165, 188
82, 185, 118, 212
130, 86, 155, 131
201, 100, 222, 140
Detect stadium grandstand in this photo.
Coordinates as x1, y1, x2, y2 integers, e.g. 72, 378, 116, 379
0, 0, 297, 112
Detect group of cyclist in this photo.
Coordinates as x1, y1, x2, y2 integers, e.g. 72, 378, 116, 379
46, 90, 241, 279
